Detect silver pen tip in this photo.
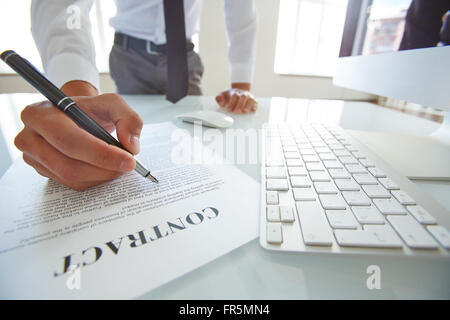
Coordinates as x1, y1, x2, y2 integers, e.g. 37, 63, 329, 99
147, 173, 159, 183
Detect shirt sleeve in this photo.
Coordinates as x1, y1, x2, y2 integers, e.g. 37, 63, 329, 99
223, 0, 257, 84
31, 0, 100, 90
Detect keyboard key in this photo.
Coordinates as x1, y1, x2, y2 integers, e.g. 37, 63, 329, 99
346, 145, 359, 152
326, 209, 358, 229
342, 191, 371, 206
266, 167, 286, 178
282, 146, 298, 152
300, 148, 315, 155
406, 205, 437, 225
293, 187, 316, 201
267, 222, 283, 244
311, 141, 326, 148
329, 168, 351, 179
353, 173, 378, 185
373, 199, 406, 215
284, 152, 300, 159
351, 151, 367, 159
286, 159, 304, 167
427, 225, 450, 249
267, 179, 289, 191
297, 143, 311, 149
315, 147, 331, 154
391, 190, 416, 205
359, 158, 376, 167
288, 167, 308, 176
319, 194, 347, 210
305, 162, 325, 171
368, 167, 386, 178
296, 201, 333, 246
309, 171, 330, 182
351, 206, 385, 224
319, 153, 336, 161
334, 150, 351, 157
280, 206, 295, 222
345, 164, 367, 174
267, 205, 280, 222
303, 154, 320, 162
323, 160, 342, 169
361, 185, 391, 198
314, 181, 338, 194
334, 227, 402, 248
291, 176, 312, 188
339, 156, 359, 164
328, 143, 344, 150
266, 191, 279, 205
334, 178, 360, 191
387, 215, 438, 249
378, 178, 400, 190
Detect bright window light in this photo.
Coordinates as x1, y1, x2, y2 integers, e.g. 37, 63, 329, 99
274, 0, 348, 77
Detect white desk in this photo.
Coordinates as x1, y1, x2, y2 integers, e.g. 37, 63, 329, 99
0, 94, 449, 299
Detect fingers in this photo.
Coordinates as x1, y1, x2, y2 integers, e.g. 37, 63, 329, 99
20, 99, 136, 173
18, 128, 124, 191
16, 95, 143, 191
242, 97, 258, 114
216, 90, 231, 108
224, 90, 258, 114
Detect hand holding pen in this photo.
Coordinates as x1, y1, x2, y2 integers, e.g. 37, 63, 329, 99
1, 50, 158, 190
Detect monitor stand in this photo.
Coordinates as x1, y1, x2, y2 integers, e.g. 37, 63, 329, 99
347, 111, 450, 181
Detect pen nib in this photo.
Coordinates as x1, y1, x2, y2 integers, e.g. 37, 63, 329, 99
147, 173, 159, 184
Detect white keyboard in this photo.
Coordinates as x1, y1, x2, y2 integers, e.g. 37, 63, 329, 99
260, 123, 450, 257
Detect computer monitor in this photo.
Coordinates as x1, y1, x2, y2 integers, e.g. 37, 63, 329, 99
333, 0, 450, 180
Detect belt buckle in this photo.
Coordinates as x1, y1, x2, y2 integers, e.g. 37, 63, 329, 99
146, 41, 160, 55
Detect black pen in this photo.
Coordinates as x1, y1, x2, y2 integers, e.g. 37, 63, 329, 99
1, 50, 158, 183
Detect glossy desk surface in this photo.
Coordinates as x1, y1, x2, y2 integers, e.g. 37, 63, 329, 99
0, 94, 449, 299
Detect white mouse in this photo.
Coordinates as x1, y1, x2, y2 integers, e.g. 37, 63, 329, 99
176, 110, 234, 128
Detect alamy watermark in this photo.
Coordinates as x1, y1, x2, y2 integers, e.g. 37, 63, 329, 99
366, 265, 381, 290
66, 4, 81, 30
170, 122, 263, 166
66, 264, 81, 290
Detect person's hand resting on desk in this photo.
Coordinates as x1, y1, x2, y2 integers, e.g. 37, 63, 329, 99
216, 83, 258, 114
14, 80, 143, 191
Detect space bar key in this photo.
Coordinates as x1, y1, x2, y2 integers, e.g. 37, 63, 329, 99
296, 201, 333, 246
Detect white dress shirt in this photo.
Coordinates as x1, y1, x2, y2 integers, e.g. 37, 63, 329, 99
31, 0, 257, 91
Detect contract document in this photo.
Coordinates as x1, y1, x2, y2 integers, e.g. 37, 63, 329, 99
0, 122, 259, 299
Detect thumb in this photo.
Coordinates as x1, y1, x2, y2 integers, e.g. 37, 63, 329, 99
216, 90, 231, 107
114, 109, 143, 155
116, 117, 143, 155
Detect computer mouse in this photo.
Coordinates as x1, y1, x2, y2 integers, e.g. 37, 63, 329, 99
176, 110, 234, 128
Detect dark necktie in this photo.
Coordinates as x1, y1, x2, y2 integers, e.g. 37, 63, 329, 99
163, 0, 189, 103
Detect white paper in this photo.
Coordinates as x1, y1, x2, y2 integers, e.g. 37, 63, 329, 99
0, 122, 259, 299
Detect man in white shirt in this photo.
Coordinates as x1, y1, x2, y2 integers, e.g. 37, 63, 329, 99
14, 0, 258, 191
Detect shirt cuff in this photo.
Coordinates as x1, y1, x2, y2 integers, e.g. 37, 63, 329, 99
45, 52, 100, 91
230, 63, 253, 84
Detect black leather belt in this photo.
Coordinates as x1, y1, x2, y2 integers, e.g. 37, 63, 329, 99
114, 32, 194, 55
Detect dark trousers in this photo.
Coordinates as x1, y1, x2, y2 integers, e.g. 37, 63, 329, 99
109, 43, 204, 95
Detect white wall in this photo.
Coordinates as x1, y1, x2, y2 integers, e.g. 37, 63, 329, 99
0, 0, 374, 101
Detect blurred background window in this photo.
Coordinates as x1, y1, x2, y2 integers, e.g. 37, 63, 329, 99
274, 0, 349, 77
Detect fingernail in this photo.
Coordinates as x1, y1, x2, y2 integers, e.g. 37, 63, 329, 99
120, 157, 135, 172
